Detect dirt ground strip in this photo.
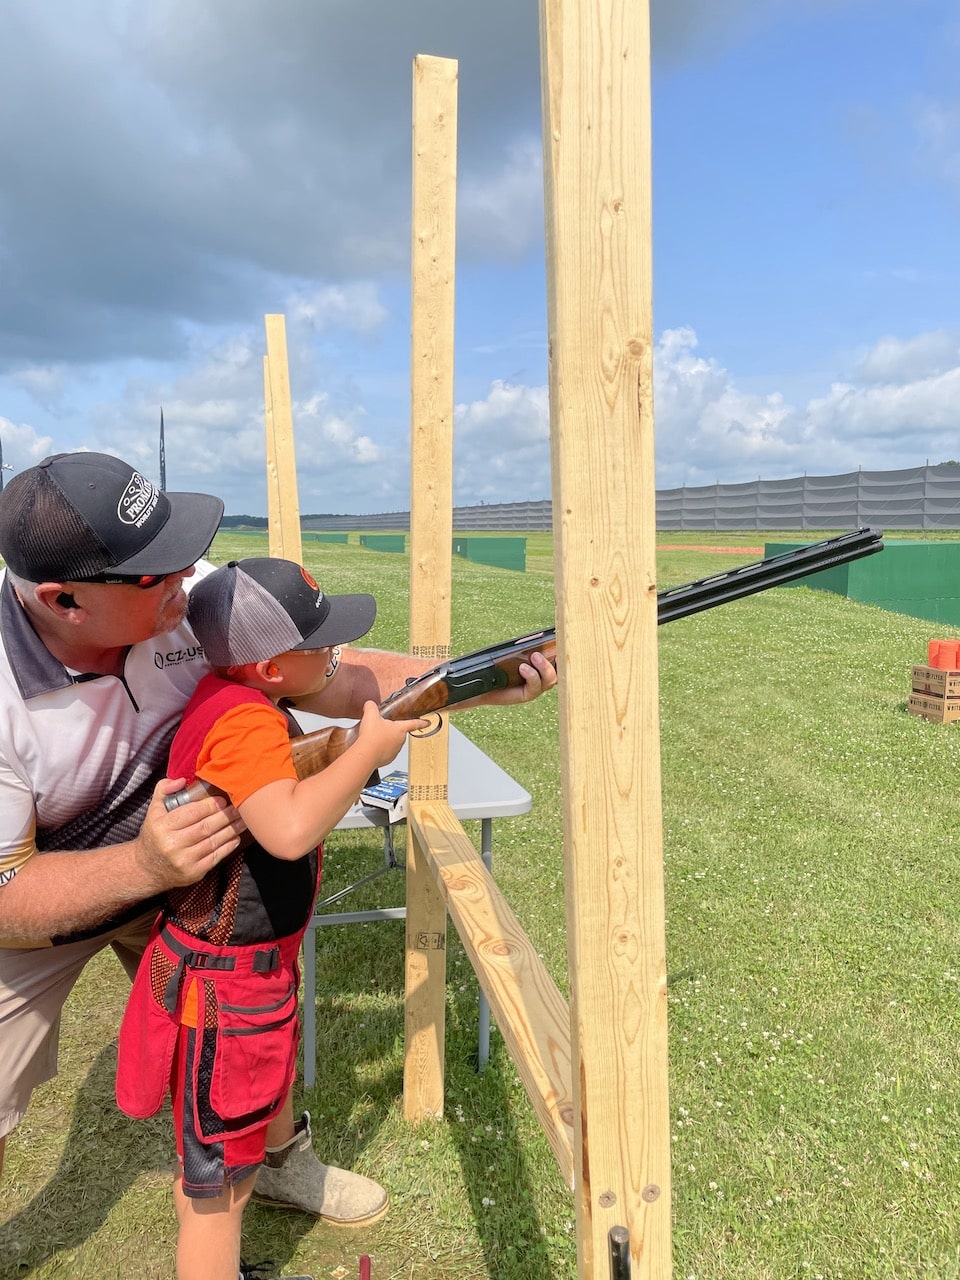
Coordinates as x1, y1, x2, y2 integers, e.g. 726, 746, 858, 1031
658, 544, 763, 554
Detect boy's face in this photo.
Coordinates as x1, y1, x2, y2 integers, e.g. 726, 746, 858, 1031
272, 645, 335, 697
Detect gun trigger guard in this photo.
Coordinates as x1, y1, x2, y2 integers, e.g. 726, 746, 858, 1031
411, 713, 444, 739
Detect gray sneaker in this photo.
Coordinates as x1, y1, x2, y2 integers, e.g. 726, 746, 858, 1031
254, 1112, 390, 1228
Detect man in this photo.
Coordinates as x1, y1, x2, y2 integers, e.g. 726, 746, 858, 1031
0, 450, 556, 1227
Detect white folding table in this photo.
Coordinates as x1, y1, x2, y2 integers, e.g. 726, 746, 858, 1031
294, 715, 532, 1089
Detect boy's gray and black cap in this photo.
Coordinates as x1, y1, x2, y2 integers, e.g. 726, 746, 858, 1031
188, 557, 376, 667
0, 451, 223, 581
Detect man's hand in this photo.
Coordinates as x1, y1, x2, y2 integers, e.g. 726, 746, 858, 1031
133, 777, 245, 890
466, 649, 559, 709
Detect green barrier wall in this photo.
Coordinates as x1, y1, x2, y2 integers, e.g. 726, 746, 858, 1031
360, 534, 406, 553
452, 536, 526, 572
764, 540, 960, 627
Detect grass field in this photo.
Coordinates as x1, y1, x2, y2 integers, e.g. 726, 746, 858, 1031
4, 531, 960, 1278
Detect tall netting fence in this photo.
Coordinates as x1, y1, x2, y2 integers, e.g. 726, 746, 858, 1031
655, 466, 960, 531
300, 466, 960, 533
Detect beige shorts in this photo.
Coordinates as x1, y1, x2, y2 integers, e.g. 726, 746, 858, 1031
0, 910, 156, 1139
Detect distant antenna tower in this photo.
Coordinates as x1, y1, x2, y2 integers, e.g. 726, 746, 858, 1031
159, 407, 167, 490
0, 438, 11, 491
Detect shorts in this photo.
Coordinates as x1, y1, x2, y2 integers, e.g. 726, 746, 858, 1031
0, 910, 157, 1139
117, 920, 303, 1198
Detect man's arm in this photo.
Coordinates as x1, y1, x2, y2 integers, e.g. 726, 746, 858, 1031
0, 781, 244, 943
290, 647, 557, 719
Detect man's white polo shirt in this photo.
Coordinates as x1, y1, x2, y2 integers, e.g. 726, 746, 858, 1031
0, 568, 213, 940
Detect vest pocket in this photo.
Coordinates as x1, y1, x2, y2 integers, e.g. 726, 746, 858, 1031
208, 976, 300, 1126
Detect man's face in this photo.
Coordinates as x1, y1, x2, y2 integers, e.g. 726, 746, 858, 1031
65, 566, 197, 646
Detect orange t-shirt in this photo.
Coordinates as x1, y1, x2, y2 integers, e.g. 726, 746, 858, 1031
193, 701, 299, 808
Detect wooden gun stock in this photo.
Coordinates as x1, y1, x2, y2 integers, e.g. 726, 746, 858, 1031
164, 527, 882, 812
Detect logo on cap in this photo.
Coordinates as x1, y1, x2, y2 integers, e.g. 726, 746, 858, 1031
118, 473, 160, 530
300, 566, 323, 607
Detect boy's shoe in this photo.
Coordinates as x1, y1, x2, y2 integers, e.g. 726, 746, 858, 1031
254, 1111, 390, 1228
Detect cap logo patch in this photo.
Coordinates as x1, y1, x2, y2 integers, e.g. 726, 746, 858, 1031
117, 472, 160, 529
299, 566, 323, 606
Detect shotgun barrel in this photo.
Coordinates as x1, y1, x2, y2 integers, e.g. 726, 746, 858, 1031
164, 527, 883, 811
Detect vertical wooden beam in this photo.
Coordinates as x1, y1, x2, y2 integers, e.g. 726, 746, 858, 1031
403, 53, 458, 1123
263, 356, 283, 559
539, 2, 672, 1277
263, 314, 303, 563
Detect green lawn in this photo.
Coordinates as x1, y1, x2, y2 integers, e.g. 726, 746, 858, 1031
3, 532, 960, 1278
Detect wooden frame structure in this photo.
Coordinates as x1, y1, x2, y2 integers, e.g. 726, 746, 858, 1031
263, 313, 302, 564
401, 5, 669, 1273
264, 4, 668, 1274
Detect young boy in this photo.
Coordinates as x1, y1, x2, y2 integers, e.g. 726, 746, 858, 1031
116, 558, 427, 1280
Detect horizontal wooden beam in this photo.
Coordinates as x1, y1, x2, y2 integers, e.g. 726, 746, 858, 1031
409, 801, 575, 1186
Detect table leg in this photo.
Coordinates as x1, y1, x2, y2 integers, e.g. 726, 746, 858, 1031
302, 924, 317, 1090
478, 817, 492, 1072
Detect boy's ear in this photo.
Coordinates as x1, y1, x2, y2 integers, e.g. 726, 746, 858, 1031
255, 659, 282, 682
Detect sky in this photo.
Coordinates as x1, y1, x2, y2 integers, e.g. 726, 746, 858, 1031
0, 0, 958, 516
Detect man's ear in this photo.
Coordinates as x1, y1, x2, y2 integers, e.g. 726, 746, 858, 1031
255, 659, 283, 683
35, 582, 85, 619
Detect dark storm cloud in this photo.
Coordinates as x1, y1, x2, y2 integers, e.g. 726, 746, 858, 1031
0, 0, 850, 368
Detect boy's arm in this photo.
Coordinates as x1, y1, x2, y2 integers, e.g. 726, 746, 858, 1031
238, 703, 426, 860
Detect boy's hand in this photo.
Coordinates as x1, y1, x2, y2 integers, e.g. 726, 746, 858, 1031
356, 701, 430, 769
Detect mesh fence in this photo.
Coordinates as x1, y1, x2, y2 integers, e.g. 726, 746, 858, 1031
300, 466, 960, 533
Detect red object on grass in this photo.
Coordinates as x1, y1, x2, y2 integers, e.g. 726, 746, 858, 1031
927, 639, 960, 670
359, 1258, 371, 1280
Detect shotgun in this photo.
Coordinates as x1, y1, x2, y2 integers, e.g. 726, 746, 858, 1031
165, 527, 883, 811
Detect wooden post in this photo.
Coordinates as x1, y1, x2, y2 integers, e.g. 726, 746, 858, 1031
539, 1, 672, 1277
403, 53, 458, 1123
263, 356, 283, 558
263, 314, 302, 563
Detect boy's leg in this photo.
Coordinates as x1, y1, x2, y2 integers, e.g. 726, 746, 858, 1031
174, 1169, 256, 1280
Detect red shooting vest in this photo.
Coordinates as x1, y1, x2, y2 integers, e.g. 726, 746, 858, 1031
116, 677, 321, 1136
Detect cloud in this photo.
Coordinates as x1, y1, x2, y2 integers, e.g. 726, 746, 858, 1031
653, 326, 960, 487
1, 0, 843, 373
852, 331, 960, 384
650, 0, 865, 63
454, 380, 551, 503
913, 99, 960, 196
458, 137, 544, 259
0, 1, 544, 369
0, 417, 54, 469
287, 283, 388, 336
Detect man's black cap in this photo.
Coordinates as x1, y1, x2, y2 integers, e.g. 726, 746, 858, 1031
0, 452, 223, 581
